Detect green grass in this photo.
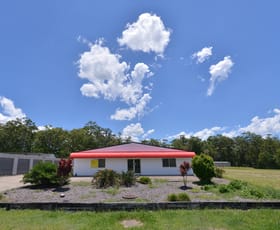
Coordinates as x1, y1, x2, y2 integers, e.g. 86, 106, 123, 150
204, 180, 280, 200
224, 167, 280, 190
0, 209, 279, 229
71, 181, 91, 187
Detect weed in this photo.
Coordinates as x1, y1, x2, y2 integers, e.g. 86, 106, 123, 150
71, 181, 90, 187
138, 176, 152, 184
167, 193, 190, 201
104, 187, 119, 196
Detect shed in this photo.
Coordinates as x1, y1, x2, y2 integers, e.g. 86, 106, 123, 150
70, 143, 195, 176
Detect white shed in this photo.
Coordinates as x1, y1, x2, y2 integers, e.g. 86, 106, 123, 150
70, 143, 195, 176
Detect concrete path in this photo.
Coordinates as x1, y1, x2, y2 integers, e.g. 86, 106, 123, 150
0, 175, 25, 193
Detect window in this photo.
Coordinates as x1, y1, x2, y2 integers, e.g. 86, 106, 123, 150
98, 159, 105, 168
90, 159, 105, 168
162, 158, 176, 167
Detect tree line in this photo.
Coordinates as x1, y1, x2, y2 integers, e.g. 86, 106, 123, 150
0, 118, 124, 158
142, 134, 280, 169
1, 118, 280, 169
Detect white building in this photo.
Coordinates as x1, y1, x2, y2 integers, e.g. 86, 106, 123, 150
70, 143, 195, 176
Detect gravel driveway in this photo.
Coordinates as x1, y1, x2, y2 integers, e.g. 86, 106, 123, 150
0, 176, 231, 203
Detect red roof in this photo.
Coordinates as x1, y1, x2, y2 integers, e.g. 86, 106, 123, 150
70, 143, 195, 159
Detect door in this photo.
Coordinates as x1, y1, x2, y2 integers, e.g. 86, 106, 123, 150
127, 159, 141, 174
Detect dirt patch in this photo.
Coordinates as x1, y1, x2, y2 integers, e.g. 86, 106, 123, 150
121, 219, 143, 228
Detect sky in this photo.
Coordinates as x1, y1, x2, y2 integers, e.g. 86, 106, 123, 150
1, 1, 280, 141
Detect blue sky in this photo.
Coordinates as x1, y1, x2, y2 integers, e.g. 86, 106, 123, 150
1, 1, 280, 141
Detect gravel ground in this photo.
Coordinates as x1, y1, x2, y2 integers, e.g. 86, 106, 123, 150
0, 176, 237, 203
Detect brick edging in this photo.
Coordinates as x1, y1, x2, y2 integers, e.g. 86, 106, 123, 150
1, 201, 280, 211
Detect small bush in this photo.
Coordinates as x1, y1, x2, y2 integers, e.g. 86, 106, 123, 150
57, 158, 72, 185
177, 193, 191, 201
167, 193, 177, 201
192, 154, 215, 184
23, 161, 59, 186
92, 169, 120, 188
248, 188, 264, 199
138, 176, 152, 184
219, 184, 231, 193
229, 180, 247, 190
214, 167, 225, 178
121, 171, 136, 187
167, 193, 190, 202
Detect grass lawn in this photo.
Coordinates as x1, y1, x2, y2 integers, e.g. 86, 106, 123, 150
0, 209, 280, 230
223, 167, 280, 190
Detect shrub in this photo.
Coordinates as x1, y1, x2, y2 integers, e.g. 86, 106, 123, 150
57, 158, 72, 185
23, 161, 58, 186
192, 154, 215, 184
177, 192, 191, 201
167, 193, 190, 202
214, 167, 225, 178
138, 176, 152, 184
219, 184, 231, 193
229, 180, 247, 190
167, 193, 177, 201
92, 169, 120, 188
121, 171, 136, 187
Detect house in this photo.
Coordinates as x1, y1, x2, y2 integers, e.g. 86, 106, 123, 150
70, 143, 195, 176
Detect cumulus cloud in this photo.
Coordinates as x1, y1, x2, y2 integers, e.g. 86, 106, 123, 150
168, 109, 280, 141
111, 94, 151, 120
0, 96, 26, 123
207, 56, 234, 96
239, 109, 280, 136
78, 41, 153, 120
121, 123, 145, 141
122, 123, 155, 141
192, 46, 213, 63
118, 13, 171, 55
168, 127, 223, 141
142, 129, 155, 139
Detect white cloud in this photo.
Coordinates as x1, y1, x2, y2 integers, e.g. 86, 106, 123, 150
121, 123, 145, 141
168, 127, 223, 141
168, 109, 280, 141
118, 13, 171, 55
207, 56, 234, 96
142, 129, 155, 139
0, 96, 26, 124
193, 127, 224, 140
78, 41, 153, 120
192, 46, 213, 63
122, 123, 155, 141
111, 94, 151, 120
239, 109, 280, 136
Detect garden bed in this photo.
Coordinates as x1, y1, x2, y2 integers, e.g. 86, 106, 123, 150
0, 176, 260, 204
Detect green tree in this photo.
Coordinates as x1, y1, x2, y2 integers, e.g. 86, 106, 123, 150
0, 118, 37, 152
192, 154, 215, 184
32, 127, 70, 157
205, 135, 235, 164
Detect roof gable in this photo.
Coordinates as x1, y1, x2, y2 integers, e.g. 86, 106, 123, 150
81, 143, 184, 153
70, 143, 195, 159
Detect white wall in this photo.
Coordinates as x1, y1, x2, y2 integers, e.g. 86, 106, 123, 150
73, 158, 193, 176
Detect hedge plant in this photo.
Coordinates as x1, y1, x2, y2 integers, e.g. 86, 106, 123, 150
192, 154, 215, 184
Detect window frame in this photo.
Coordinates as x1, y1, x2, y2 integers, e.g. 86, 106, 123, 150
98, 159, 105, 168
162, 158, 176, 168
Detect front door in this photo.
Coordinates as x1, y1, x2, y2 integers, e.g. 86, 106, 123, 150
127, 159, 141, 174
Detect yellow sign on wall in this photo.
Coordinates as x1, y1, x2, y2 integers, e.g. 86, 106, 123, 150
91, 159, 98, 168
